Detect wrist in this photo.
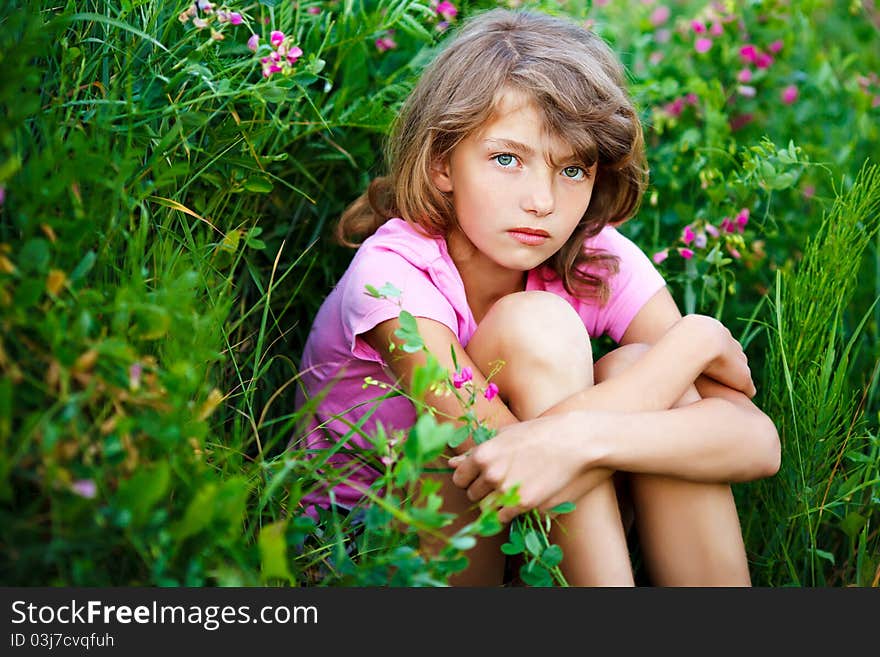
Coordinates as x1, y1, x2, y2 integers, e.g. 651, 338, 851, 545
571, 410, 614, 472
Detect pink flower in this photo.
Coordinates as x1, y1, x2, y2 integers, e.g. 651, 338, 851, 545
229, 12, 243, 25
197, 0, 213, 13
654, 28, 671, 44
803, 185, 816, 199
270, 30, 285, 48
665, 97, 685, 117
737, 68, 752, 83
735, 208, 749, 231
652, 249, 669, 265
0, 186, 5, 206
247, 33, 259, 51
435, 1, 458, 19
720, 217, 735, 233
755, 53, 773, 69
381, 455, 393, 467
129, 362, 142, 391
484, 382, 499, 401
694, 232, 707, 248
682, 225, 696, 245
375, 36, 397, 52
678, 248, 694, 260
307, 7, 321, 15
739, 44, 758, 64
649, 51, 664, 66
729, 113, 753, 131
650, 6, 670, 26
768, 39, 784, 53
710, 22, 723, 36
452, 367, 473, 389
685, 93, 698, 105
737, 84, 756, 98
695, 37, 713, 53
705, 223, 719, 237
727, 245, 742, 259
691, 20, 706, 34
71, 479, 97, 499
193, 17, 208, 29
781, 84, 798, 104
286, 46, 303, 65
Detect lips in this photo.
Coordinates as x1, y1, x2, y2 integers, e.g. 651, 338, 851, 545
508, 227, 550, 246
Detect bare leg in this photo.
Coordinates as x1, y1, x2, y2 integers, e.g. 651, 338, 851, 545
465, 292, 633, 586
593, 346, 751, 586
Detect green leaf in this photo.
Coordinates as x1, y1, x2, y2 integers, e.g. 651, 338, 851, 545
541, 544, 564, 568
524, 530, 543, 556
259, 520, 293, 582
811, 548, 836, 565
449, 535, 476, 551
116, 462, 171, 526
175, 483, 218, 540
501, 531, 525, 555
364, 284, 381, 298
378, 282, 402, 298
19, 238, 51, 274
548, 502, 576, 515
243, 176, 273, 193
448, 425, 470, 448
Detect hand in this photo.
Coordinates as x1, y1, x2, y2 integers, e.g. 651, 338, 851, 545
448, 414, 604, 523
683, 314, 756, 398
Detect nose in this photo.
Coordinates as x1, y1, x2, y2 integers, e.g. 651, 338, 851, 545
522, 170, 555, 217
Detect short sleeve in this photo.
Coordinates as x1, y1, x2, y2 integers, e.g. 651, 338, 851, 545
590, 226, 666, 343
340, 245, 459, 363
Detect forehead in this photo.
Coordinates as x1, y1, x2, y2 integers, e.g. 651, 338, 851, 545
474, 87, 576, 159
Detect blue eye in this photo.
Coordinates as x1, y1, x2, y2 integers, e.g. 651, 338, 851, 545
494, 154, 517, 167
563, 166, 586, 180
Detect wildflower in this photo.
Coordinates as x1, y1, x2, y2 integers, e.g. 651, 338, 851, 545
229, 12, 243, 25
649, 51, 664, 66
375, 36, 397, 52
129, 362, 143, 391
247, 33, 259, 51
691, 20, 706, 34
737, 68, 752, 83
652, 249, 669, 265
197, 0, 213, 12
735, 208, 750, 231
435, 1, 458, 20
694, 232, 707, 248
178, 10, 191, 23
211, 29, 224, 40
678, 248, 694, 260
71, 479, 97, 499
650, 6, 670, 27
737, 85, 756, 98
803, 185, 815, 199
685, 93, 698, 105
654, 28, 671, 44
664, 97, 684, 117
727, 245, 741, 259
695, 37, 712, 53
705, 223, 719, 237
739, 44, 758, 64
0, 186, 5, 206
755, 52, 773, 69
286, 46, 303, 65
729, 113, 753, 131
307, 6, 321, 14
768, 39, 783, 53
710, 22, 723, 36
720, 217, 735, 233
484, 382, 499, 401
270, 30, 285, 48
381, 455, 393, 467
682, 225, 695, 245
193, 17, 208, 29
781, 84, 798, 104
452, 366, 473, 389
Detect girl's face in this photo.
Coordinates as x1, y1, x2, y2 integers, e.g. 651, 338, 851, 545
431, 87, 597, 275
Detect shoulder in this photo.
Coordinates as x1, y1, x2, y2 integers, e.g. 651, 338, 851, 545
356, 217, 446, 269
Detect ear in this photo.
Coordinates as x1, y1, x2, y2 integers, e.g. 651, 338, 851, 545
429, 156, 453, 193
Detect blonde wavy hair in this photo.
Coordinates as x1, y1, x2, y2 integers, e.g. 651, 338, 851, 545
336, 8, 647, 303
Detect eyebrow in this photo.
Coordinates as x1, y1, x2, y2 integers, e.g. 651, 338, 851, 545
482, 137, 576, 163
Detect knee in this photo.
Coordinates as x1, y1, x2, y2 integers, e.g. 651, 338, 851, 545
482, 291, 592, 371
594, 342, 651, 383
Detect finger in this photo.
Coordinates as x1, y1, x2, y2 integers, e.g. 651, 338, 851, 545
450, 455, 479, 489
497, 503, 526, 524
466, 475, 496, 503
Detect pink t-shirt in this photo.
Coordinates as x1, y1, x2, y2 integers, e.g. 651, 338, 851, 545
295, 218, 665, 510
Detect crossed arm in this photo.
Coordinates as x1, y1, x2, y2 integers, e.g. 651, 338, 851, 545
366, 287, 780, 520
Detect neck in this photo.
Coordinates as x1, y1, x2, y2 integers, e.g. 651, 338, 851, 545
446, 228, 525, 324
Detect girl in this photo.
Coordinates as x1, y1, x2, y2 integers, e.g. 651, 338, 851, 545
295, 8, 780, 586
